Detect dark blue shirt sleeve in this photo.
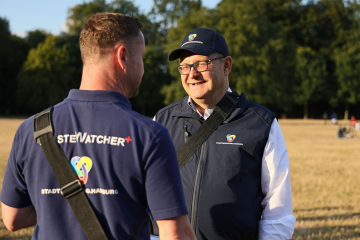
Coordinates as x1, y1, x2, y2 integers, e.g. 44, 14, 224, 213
144, 128, 188, 221
1, 127, 32, 208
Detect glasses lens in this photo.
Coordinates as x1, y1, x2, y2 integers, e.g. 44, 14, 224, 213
194, 62, 208, 72
178, 65, 190, 75
178, 60, 210, 75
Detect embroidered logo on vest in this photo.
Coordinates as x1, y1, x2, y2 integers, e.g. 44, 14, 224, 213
216, 134, 243, 146
226, 134, 236, 142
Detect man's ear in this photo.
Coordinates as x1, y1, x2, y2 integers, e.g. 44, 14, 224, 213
223, 56, 232, 77
116, 45, 128, 70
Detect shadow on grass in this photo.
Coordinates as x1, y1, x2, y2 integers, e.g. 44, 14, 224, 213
0, 223, 33, 240
0, 236, 32, 240
296, 212, 360, 221
293, 206, 354, 213
293, 225, 360, 239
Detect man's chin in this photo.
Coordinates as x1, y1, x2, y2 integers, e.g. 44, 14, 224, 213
189, 93, 207, 101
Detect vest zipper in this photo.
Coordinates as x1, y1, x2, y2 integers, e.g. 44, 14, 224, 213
183, 124, 189, 143
190, 141, 207, 233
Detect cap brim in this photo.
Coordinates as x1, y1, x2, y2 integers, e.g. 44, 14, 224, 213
168, 45, 216, 61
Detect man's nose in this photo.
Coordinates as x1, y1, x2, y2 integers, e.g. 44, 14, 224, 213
189, 66, 200, 79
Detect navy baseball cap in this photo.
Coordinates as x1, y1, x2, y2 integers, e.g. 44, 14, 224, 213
168, 28, 230, 61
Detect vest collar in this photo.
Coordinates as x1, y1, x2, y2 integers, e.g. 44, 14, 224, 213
171, 92, 248, 123
171, 98, 203, 119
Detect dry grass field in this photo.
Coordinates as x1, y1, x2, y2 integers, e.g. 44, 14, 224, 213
282, 119, 360, 239
0, 118, 359, 239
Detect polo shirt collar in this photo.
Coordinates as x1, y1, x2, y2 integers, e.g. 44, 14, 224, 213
66, 89, 131, 109
187, 87, 233, 120
172, 88, 248, 123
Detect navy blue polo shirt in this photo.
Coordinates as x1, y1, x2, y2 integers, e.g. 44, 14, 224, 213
1, 90, 187, 240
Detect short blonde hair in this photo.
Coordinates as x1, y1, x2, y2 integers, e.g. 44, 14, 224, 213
79, 13, 143, 64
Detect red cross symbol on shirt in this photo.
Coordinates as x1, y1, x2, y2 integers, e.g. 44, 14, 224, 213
125, 136, 132, 143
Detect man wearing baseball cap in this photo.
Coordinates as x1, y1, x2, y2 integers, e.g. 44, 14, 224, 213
153, 28, 296, 239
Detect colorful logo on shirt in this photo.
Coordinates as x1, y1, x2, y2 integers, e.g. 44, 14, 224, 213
226, 134, 236, 142
188, 34, 197, 41
70, 156, 93, 184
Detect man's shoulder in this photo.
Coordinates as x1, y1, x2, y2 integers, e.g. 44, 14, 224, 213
14, 116, 35, 141
127, 109, 168, 135
157, 98, 186, 115
155, 97, 187, 119
244, 100, 277, 126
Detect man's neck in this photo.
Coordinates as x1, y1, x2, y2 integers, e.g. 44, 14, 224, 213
80, 64, 126, 96
192, 88, 230, 115
191, 100, 208, 116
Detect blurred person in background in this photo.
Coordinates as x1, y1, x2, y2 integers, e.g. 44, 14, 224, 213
153, 28, 296, 240
350, 115, 357, 127
1, 13, 195, 240
332, 112, 338, 124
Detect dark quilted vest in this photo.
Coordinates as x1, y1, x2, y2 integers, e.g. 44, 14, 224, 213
155, 93, 276, 240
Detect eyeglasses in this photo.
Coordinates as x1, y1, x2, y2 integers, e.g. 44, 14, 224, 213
177, 57, 225, 75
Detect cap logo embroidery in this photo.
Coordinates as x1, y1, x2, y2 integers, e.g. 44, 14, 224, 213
188, 34, 197, 41
227, 134, 236, 142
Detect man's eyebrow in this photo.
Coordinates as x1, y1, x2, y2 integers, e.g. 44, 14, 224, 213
180, 58, 208, 65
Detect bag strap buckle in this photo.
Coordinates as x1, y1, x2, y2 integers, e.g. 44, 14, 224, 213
61, 180, 83, 199
33, 107, 53, 145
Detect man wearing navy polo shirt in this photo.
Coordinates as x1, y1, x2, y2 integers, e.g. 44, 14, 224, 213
154, 28, 296, 239
1, 13, 196, 240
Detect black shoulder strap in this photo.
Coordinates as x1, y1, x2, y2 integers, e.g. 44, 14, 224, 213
176, 91, 239, 169
33, 107, 108, 240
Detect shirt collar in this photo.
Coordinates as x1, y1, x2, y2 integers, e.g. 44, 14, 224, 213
66, 89, 131, 109
187, 87, 232, 120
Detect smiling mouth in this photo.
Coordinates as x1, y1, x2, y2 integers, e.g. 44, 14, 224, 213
191, 81, 205, 86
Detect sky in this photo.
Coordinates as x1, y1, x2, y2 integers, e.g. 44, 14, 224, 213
0, 0, 221, 37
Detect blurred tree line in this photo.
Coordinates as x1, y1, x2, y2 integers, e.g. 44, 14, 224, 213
0, 0, 359, 119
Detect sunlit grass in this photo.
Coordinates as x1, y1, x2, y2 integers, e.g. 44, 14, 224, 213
281, 119, 360, 239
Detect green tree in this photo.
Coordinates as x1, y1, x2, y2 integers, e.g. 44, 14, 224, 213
151, 0, 202, 26
56, 33, 83, 91
292, 0, 360, 118
25, 30, 49, 49
108, 0, 139, 14
0, 17, 29, 114
293, 47, 327, 119
335, 42, 360, 120
0, 17, 13, 113
213, 0, 297, 110
66, 0, 107, 35
17, 35, 74, 111
333, 1, 360, 120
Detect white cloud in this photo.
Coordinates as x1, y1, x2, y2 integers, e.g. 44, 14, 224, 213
13, 31, 27, 38
59, 22, 68, 33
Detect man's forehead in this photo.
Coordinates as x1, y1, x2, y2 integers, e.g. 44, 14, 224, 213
179, 50, 215, 63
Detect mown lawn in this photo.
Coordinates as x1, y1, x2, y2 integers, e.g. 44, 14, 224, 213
282, 119, 360, 239
0, 118, 359, 239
